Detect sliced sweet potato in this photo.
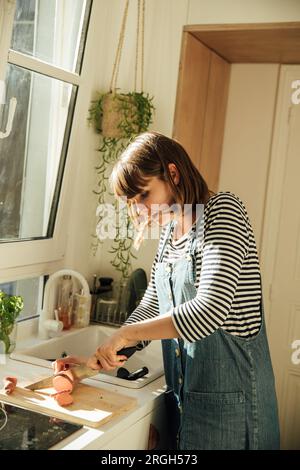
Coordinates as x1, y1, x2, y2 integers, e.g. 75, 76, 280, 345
52, 371, 75, 393
53, 390, 74, 407
5, 376, 17, 385
3, 376, 17, 394
52, 369, 78, 406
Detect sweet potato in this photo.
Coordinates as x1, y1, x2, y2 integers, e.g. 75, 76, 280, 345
3, 376, 17, 395
53, 390, 74, 406
52, 369, 77, 393
52, 369, 77, 407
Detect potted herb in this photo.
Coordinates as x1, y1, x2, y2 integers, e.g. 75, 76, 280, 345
0, 290, 24, 354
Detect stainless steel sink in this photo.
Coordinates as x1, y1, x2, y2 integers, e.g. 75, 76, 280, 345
10, 324, 164, 389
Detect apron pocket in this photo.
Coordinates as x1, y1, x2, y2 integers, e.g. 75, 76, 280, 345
180, 390, 246, 450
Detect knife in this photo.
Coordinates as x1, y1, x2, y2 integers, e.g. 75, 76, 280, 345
25, 345, 139, 390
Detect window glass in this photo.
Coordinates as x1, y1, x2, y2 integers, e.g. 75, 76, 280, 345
0, 276, 43, 321
0, 63, 76, 240
11, 0, 90, 73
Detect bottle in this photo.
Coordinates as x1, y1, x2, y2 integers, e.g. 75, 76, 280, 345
73, 289, 90, 328
56, 275, 73, 330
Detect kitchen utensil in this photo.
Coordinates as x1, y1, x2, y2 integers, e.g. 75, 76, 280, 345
127, 366, 149, 381
117, 366, 149, 381
25, 346, 138, 390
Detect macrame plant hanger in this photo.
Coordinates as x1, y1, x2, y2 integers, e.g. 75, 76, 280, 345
92, 0, 154, 272
109, 0, 145, 94
101, 0, 146, 138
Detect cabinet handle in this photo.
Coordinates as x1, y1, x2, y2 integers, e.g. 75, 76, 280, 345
147, 423, 160, 450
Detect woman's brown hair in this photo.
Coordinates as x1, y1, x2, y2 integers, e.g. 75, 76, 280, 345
110, 131, 213, 209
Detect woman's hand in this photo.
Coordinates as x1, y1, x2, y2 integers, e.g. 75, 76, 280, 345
52, 355, 90, 374
86, 327, 133, 371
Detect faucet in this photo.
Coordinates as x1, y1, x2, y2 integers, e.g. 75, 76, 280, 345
39, 269, 91, 340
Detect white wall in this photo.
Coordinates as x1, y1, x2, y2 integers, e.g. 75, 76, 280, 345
218, 64, 279, 251
188, 0, 300, 23
64, 0, 300, 288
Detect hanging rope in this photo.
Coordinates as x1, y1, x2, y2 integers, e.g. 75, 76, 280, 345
109, 0, 145, 94
141, 0, 145, 91
134, 0, 145, 92
109, 0, 129, 93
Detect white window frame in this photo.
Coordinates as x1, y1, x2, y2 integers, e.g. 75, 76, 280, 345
0, 0, 90, 280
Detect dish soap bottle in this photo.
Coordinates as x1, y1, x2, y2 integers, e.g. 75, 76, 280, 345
56, 275, 73, 330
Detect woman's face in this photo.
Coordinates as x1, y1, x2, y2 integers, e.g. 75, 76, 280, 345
130, 174, 178, 226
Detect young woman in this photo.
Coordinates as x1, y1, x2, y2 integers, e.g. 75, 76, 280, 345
54, 131, 280, 450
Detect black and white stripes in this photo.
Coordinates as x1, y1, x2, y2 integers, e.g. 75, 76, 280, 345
125, 192, 262, 343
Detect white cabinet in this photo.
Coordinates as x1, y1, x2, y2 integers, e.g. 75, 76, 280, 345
100, 402, 169, 450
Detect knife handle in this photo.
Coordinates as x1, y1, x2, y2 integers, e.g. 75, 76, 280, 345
73, 346, 140, 381
116, 346, 139, 359
94, 345, 139, 367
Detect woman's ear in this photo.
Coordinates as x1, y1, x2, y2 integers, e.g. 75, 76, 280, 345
168, 163, 180, 185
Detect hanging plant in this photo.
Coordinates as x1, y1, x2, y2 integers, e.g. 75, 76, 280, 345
88, 0, 155, 282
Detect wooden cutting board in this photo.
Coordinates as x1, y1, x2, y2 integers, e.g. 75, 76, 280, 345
0, 383, 137, 428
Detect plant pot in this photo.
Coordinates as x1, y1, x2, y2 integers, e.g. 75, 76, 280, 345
101, 92, 139, 139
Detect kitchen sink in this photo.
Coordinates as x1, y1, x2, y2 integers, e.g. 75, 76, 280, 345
10, 324, 164, 389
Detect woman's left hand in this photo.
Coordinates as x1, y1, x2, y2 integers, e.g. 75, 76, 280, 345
86, 327, 132, 371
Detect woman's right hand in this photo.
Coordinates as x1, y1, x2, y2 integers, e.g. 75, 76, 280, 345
52, 355, 89, 375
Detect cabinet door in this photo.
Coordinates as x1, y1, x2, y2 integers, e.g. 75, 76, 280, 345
100, 402, 169, 450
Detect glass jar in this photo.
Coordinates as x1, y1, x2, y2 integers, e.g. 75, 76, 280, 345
73, 292, 90, 328
114, 280, 131, 324
8, 323, 18, 353
0, 322, 18, 355
95, 299, 117, 324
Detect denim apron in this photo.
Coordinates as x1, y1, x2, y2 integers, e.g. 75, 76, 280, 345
154, 220, 280, 450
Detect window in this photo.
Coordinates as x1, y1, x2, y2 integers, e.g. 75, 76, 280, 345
10, 0, 88, 73
0, 0, 92, 243
0, 0, 92, 313
0, 276, 43, 321
0, 63, 76, 240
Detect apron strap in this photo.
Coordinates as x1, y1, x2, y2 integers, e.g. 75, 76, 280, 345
157, 221, 174, 263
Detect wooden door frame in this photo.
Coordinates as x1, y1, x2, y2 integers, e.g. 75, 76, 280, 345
172, 22, 300, 193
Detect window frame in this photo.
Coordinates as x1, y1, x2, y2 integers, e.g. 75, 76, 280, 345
0, 0, 93, 277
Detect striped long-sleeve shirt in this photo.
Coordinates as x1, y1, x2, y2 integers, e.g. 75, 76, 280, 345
125, 192, 262, 344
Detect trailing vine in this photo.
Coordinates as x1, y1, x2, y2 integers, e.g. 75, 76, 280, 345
88, 90, 155, 282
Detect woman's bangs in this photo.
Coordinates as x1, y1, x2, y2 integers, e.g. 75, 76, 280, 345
111, 162, 149, 200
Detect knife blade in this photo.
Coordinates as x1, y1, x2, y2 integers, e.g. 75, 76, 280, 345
25, 345, 139, 390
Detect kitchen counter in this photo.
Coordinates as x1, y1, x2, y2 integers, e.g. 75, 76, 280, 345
0, 353, 167, 450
